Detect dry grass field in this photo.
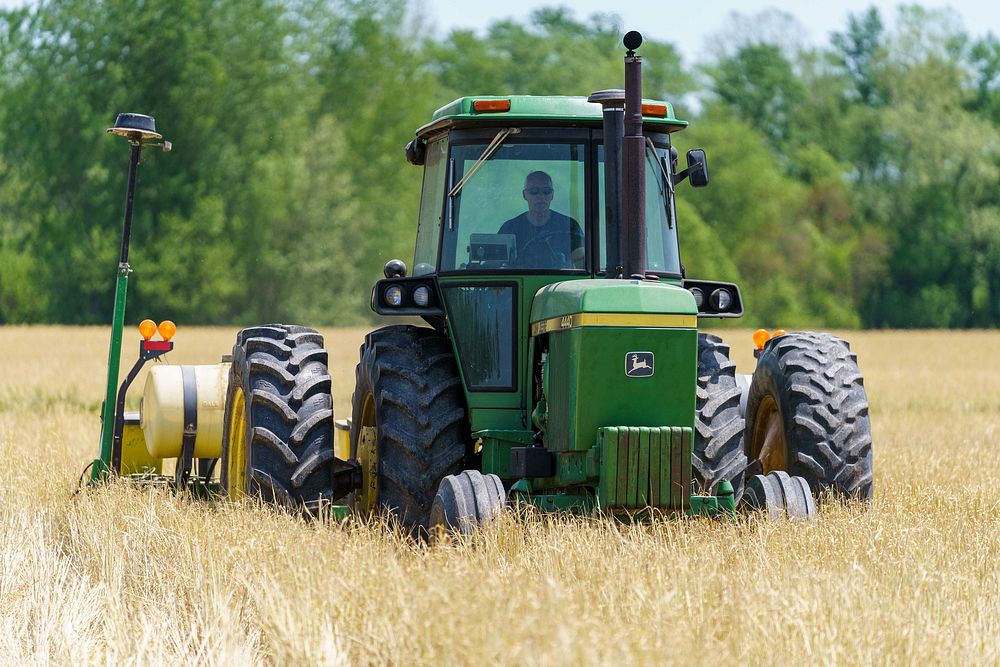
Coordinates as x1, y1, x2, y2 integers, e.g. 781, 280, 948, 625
0, 325, 997, 665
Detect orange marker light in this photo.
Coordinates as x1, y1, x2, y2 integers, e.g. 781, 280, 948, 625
773, 329, 787, 338
472, 99, 511, 113
752, 328, 770, 351
641, 103, 668, 117
138, 319, 157, 341
158, 320, 177, 341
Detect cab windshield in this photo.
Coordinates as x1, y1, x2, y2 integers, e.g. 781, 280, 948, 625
435, 130, 680, 276
441, 140, 587, 272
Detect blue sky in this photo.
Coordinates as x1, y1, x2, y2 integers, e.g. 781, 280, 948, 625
3, 0, 998, 65
421, 0, 1000, 64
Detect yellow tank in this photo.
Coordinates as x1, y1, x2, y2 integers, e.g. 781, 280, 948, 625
140, 364, 230, 459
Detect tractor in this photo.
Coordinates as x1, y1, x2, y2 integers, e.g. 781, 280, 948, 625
89, 32, 873, 533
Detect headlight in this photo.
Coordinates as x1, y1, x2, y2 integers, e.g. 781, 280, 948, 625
384, 285, 403, 307
710, 288, 732, 311
413, 285, 430, 307
689, 287, 704, 308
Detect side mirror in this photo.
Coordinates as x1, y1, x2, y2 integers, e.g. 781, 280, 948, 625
404, 138, 426, 166
686, 149, 709, 188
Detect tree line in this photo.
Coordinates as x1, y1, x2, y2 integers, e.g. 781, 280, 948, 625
1, 1, 998, 328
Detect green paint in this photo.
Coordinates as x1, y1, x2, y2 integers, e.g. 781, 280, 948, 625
637, 427, 651, 507
688, 481, 735, 517
438, 273, 591, 429
530, 279, 698, 322
477, 429, 534, 480
418, 96, 688, 138
527, 493, 595, 513
545, 326, 697, 452
595, 426, 692, 510
92, 268, 130, 481
598, 427, 617, 507
329, 505, 351, 522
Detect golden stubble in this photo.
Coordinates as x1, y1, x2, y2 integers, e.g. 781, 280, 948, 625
0, 326, 997, 665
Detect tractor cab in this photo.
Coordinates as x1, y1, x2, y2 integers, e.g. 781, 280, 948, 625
406, 96, 687, 280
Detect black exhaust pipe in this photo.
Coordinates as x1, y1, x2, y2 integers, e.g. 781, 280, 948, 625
620, 31, 646, 280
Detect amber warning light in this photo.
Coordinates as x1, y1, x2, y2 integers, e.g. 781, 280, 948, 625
641, 103, 668, 117
473, 99, 511, 113
138, 319, 176, 352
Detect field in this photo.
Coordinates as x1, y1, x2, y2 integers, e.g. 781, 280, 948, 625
1, 326, 997, 665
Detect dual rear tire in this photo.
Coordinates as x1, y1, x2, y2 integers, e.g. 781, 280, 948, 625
695, 331, 874, 504
745, 332, 874, 500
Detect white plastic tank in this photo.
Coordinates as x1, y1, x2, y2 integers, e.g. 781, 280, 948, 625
140, 364, 230, 459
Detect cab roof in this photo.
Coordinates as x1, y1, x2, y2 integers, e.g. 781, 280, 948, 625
415, 95, 688, 139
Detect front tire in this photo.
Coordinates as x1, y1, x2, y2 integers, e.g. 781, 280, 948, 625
745, 332, 873, 500
429, 470, 506, 536
220, 324, 335, 509
350, 325, 469, 533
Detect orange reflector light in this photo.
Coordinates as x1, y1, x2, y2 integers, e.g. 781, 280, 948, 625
641, 103, 668, 117
752, 329, 770, 351
472, 99, 511, 113
773, 329, 787, 338
158, 320, 177, 341
138, 319, 156, 341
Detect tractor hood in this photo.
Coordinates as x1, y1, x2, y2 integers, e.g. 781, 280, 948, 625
529, 279, 697, 335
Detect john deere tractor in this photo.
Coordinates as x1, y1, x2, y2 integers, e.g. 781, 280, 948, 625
90, 32, 873, 533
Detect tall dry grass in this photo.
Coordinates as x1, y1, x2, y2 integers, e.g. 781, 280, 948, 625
0, 326, 997, 665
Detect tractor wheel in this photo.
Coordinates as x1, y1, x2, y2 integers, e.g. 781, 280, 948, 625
429, 470, 506, 536
350, 325, 469, 534
741, 471, 817, 520
745, 332, 873, 500
220, 324, 335, 510
693, 333, 748, 499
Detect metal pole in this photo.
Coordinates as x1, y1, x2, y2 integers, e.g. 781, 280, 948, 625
621, 51, 646, 280
93, 142, 141, 480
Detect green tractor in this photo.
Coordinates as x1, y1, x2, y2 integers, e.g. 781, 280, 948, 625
90, 32, 873, 532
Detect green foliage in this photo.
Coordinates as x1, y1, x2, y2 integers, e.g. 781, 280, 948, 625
0, 2, 998, 329
709, 43, 806, 148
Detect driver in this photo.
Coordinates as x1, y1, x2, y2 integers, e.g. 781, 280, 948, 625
499, 171, 584, 268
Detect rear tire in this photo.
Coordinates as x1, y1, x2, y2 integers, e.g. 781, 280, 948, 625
350, 325, 469, 533
693, 333, 747, 499
745, 332, 873, 500
220, 324, 335, 509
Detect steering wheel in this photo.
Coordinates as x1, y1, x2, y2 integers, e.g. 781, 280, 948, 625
516, 232, 565, 268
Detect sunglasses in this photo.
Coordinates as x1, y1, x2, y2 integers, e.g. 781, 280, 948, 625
525, 187, 554, 196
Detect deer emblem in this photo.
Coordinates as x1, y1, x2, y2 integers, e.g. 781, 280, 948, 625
626, 352, 654, 377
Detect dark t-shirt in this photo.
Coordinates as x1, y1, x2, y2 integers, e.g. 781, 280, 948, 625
498, 211, 584, 268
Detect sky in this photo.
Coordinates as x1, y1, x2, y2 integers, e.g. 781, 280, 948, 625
421, 0, 1000, 65
1, 0, 998, 65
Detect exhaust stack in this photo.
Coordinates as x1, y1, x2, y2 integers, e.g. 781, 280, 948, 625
620, 31, 646, 280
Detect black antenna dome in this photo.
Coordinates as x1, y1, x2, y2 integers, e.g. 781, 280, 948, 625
623, 31, 642, 52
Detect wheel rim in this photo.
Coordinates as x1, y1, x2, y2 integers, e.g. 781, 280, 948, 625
752, 395, 786, 473
355, 393, 379, 514
225, 386, 248, 497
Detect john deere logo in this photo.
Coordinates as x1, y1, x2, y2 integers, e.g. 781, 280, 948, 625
625, 351, 654, 377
